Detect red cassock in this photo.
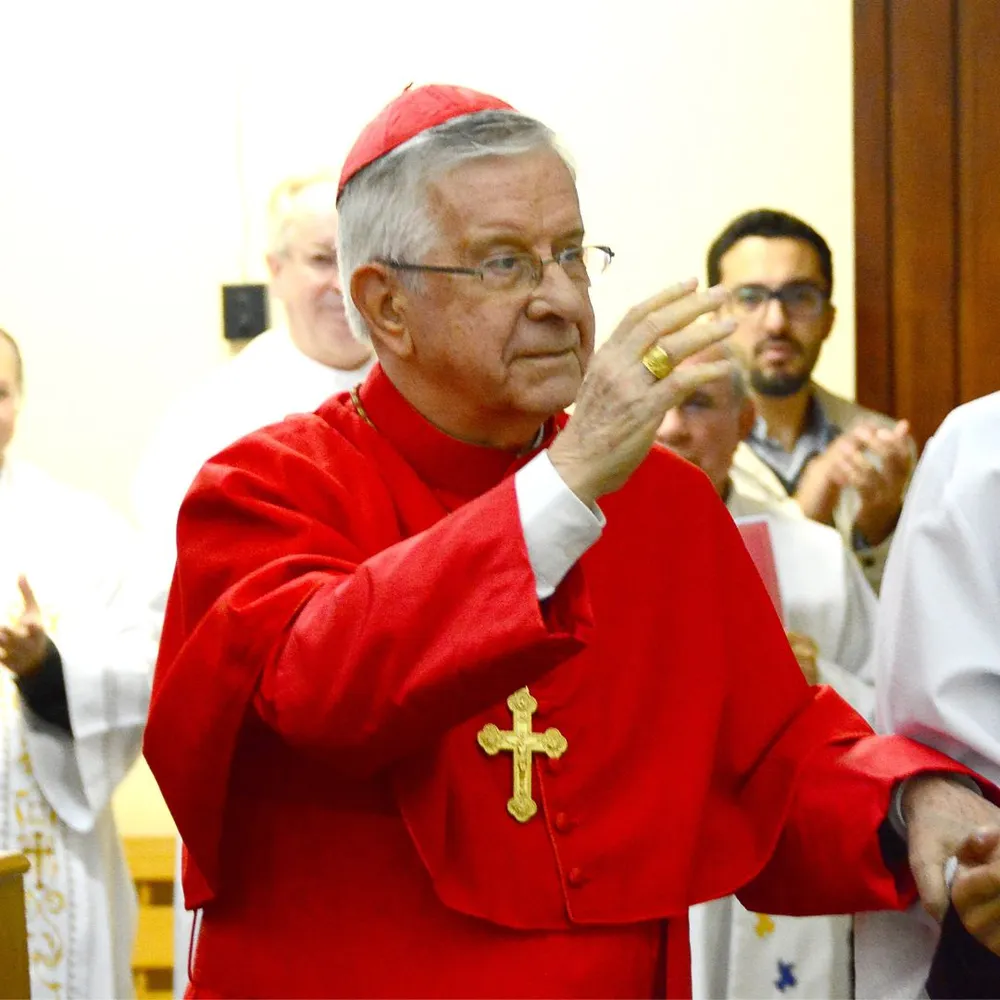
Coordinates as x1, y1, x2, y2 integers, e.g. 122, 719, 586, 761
146, 364, 971, 998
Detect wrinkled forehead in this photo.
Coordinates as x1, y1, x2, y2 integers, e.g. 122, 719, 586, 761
425, 150, 584, 244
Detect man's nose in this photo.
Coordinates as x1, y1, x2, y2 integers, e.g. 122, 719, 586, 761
525, 262, 588, 323
760, 296, 788, 333
656, 407, 688, 446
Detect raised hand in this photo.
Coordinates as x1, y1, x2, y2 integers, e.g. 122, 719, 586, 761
848, 420, 913, 545
794, 419, 913, 544
549, 279, 735, 505
794, 434, 860, 525
0, 575, 49, 677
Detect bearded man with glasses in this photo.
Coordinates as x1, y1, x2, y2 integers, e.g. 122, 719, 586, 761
709, 209, 915, 593
145, 87, 1000, 998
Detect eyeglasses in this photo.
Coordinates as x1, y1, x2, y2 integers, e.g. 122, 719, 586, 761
729, 281, 829, 320
380, 245, 615, 293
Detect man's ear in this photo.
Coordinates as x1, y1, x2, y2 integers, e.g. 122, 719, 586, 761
820, 301, 837, 344
265, 252, 283, 284
350, 263, 413, 359
738, 397, 756, 440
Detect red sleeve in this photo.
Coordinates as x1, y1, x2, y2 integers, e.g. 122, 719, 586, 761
736, 726, 1000, 915
669, 488, 997, 917
255, 472, 588, 771
145, 419, 590, 901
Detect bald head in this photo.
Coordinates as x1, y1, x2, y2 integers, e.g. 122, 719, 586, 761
656, 343, 755, 496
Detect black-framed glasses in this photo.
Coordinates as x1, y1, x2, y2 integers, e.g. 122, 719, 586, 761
729, 281, 829, 320
380, 245, 614, 293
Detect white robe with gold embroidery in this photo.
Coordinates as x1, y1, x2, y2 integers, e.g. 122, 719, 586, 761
690, 488, 878, 1000
0, 458, 154, 999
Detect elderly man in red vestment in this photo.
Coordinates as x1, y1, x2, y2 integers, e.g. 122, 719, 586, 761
145, 84, 1000, 998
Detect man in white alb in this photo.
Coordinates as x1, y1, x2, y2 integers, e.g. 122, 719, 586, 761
0, 327, 154, 998
657, 344, 878, 999
131, 172, 373, 994
855, 390, 1000, 998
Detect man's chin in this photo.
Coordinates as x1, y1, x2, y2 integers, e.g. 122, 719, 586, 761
521, 367, 584, 414
751, 369, 811, 398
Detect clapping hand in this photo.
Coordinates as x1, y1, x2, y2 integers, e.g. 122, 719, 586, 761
795, 419, 912, 544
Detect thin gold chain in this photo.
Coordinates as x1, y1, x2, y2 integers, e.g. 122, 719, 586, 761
350, 387, 375, 429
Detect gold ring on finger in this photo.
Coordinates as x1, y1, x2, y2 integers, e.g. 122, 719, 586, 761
641, 344, 674, 381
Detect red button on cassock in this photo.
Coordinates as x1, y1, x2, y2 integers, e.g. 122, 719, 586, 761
567, 867, 586, 888
553, 812, 573, 834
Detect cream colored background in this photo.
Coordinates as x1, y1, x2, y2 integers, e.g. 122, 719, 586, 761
0, 0, 854, 836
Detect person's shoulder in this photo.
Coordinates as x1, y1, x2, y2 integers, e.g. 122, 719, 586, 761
182, 398, 379, 527
609, 444, 726, 524
729, 443, 789, 503
200, 393, 362, 479
935, 390, 1000, 444
903, 392, 1000, 531
926, 392, 1000, 488
643, 442, 719, 488
811, 382, 895, 429
727, 486, 801, 521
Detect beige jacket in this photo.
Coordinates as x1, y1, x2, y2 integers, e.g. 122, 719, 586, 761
730, 382, 912, 594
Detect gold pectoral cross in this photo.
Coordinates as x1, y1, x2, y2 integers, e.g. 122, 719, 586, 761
477, 687, 567, 822
21, 831, 54, 890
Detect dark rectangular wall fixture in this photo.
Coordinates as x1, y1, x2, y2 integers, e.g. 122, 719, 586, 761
222, 284, 269, 341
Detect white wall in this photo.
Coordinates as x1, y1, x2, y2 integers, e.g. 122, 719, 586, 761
0, 0, 854, 835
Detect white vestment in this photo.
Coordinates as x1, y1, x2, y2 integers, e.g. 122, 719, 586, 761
854, 391, 1000, 999
0, 459, 154, 998
131, 327, 373, 996
690, 487, 878, 1000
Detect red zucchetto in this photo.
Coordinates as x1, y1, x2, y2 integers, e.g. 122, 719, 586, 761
337, 83, 516, 200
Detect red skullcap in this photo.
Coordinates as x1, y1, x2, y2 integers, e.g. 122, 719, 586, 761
337, 83, 516, 200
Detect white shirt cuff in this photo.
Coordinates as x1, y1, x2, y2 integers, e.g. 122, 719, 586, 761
515, 452, 605, 600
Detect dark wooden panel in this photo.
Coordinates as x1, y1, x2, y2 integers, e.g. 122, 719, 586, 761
957, 0, 1000, 406
887, 0, 958, 447
853, 0, 893, 416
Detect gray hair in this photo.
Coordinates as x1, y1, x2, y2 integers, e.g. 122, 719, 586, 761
267, 172, 340, 257
336, 110, 573, 342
